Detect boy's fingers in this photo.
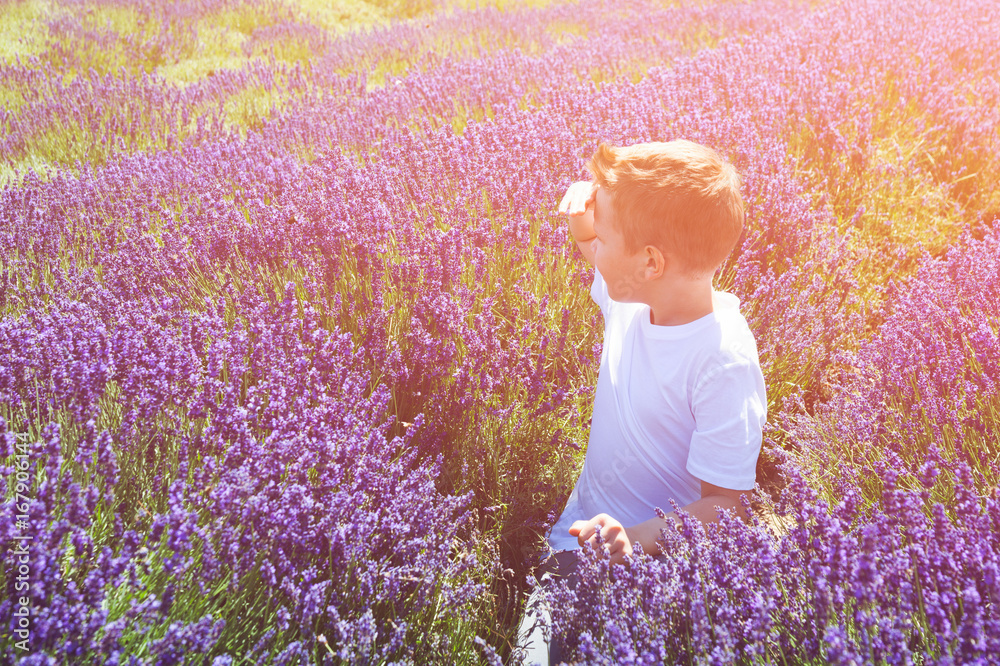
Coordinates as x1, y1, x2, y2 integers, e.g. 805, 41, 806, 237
610, 549, 631, 566
571, 514, 621, 548
558, 182, 584, 213
572, 520, 599, 546
575, 184, 597, 215
570, 521, 593, 546
558, 188, 573, 213
570, 514, 631, 558
572, 182, 594, 214
559, 181, 596, 215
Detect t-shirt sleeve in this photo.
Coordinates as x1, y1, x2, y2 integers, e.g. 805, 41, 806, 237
590, 268, 612, 318
686, 360, 767, 491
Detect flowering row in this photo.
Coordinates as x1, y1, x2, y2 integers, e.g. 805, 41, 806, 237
2, 0, 999, 661
547, 450, 1000, 664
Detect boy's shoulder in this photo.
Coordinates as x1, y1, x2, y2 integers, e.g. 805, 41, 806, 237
708, 291, 760, 355
711, 291, 758, 349
593, 268, 761, 373
690, 293, 763, 390
661, 291, 761, 385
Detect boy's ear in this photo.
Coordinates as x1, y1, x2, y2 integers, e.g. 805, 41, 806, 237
644, 245, 666, 279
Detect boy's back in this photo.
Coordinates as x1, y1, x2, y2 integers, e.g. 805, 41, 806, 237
550, 139, 766, 556
520, 140, 766, 665
546, 267, 765, 551
520, 140, 766, 664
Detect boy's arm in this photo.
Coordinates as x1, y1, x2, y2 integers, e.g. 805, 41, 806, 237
558, 181, 598, 266
624, 480, 749, 555
569, 481, 750, 564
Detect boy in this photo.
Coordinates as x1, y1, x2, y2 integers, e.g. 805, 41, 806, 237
518, 140, 767, 664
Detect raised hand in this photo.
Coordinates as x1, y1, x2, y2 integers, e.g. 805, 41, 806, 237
559, 181, 598, 265
558, 180, 598, 219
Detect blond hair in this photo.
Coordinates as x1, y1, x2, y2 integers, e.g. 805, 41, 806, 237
587, 140, 744, 276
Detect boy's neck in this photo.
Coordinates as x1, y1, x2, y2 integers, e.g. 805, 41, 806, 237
645, 276, 715, 326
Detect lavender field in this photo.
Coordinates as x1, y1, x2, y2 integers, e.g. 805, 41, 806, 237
2, 0, 999, 663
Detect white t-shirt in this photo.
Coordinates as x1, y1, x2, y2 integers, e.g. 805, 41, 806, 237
546, 268, 767, 552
